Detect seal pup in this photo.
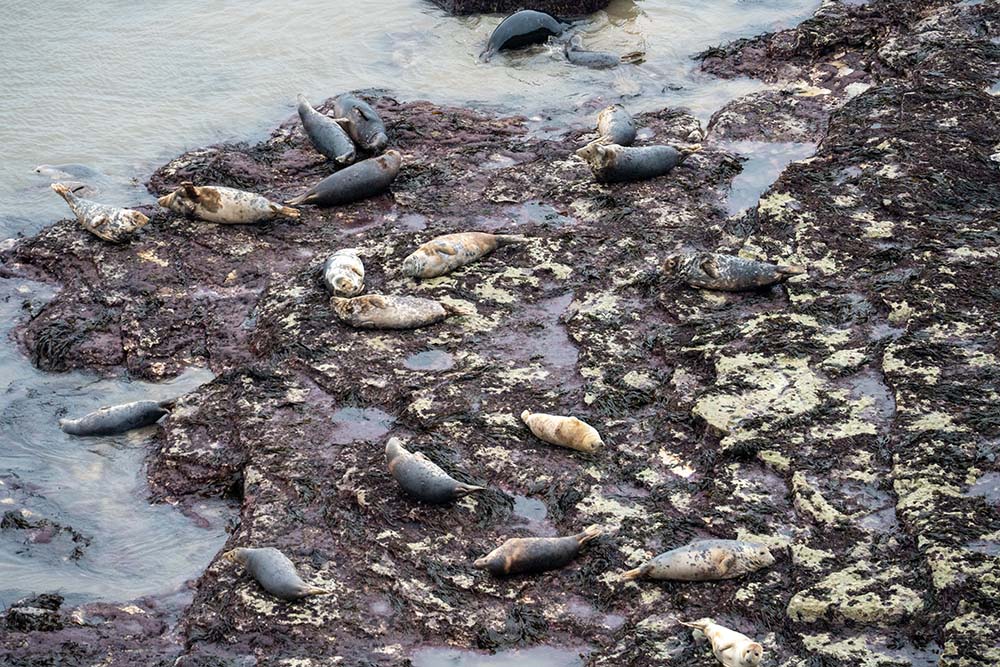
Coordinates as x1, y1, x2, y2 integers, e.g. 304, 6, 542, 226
297, 94, 356, 165
330, 294, 458, 330
158, 183, 299, 224
680, 619, 764, 667
593, 104, 637, 147
59, 399, 171, 436
223, 547, 328, 601
322, 249, 365, 297
662, 252, 805, 291
521, 410, 603, 454
576, 143, 701, 183
332, 93, 389, 153
474, 526, 602, 576
401, 232, 527, 279
50, 183, 149, 243
621, 539, 775, 581
287, 151, 401, 207
564, 35, 644, 69
480, 10, 569, 62
385, 438, 485, 504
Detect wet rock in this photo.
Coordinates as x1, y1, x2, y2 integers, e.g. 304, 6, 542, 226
429, 0, 609, 17
4, 594, 64, 632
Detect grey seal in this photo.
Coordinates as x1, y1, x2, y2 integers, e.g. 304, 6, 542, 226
59, 399, 171, 436
287, 151, 401, 207
474, 527, 602, 576
297, 94, 356, 165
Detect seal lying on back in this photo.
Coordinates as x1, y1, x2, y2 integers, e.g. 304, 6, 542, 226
330, 294, 456, 329
662, 252, 805, 291
621, 539, 775, 581
474, 526, 602, 576
521, 410, 603, 453
51, 183, 149, 243
59, 399, 171, 436
323, 249, 365, 297
681, 619, 764, 667
576, 143, 701, 183
158, 183, 300, 224
385, 438, 485, 504
297, 94, 356, 165
223, 547, 328, 601
401, 232, 527, 279
594, 104, 637, 146
564, 35, 644, 69
287, 151, 401, 207
332, 94, 389, 153
480, 10, 568, 62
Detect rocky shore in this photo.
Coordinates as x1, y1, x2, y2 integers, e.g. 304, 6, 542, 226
1, 0, 998, 665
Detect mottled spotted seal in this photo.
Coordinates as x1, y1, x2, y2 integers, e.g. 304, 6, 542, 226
593, 104, 637, 146
564, 35, 644, 69
59, 399, 171, 436
51, 183, 149, 243
521, 410, 603, 453
287, 151, 401, 207
297, 94, 356, 165
401, 232, 527, 279
662, 252, 805, 291
323, 249, 365, 297
621, 540, 775, 581
223, 547, 328, 600
330, 294, 457, 329
474, 526, 602, 576
158, 183, 300, 224
332, 93, 389, 153
480, 10, 569, 62
385, 438, 485, 504
681, 619, 764, 667
576, 143, 701, 183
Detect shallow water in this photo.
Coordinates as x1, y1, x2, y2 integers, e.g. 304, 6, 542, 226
0, 279, 232, 608
0, 0, 822, 610
723, 141, 817, 216
1, 0, 820, 238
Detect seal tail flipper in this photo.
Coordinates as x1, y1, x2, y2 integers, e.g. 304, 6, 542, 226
621, 565, 649, 581
286, 192, 311, 206
495, 234, 529, 247
50, 182, 72, 200
272, 204, 301, 220
303, 587, 332, 597
776, 264, 806, 277
577, 525, 603, 545
679, 144, 703, 161
679, 619, 711, 631
455, 483, 486, 497
441, 301, 473, 317
620, 50, 646, 65
158, 398, 177, 410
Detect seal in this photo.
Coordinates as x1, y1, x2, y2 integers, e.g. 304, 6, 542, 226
385, 438, 485, 504
521, 410, 603, 453
222, 547, 329, 601
332, 93, 389, 153
680, 619, 764, 667
158, 182, 300, 224
662, 252, 806, 291
593, 104, 637, 146
35, 164, 100, 180
564, 35, 644, 69
575, 143, 701, 183
473, 526, 602, 576
621, 539, 775, 582
297, 94, 356, 165
287, 151, 401, 207
51, 183, 149, 243
322, 248, 365, 297
480, 10, 568, 62
59, 399, 171, 436
401, 232, 528, 279
330, 294, 458, 329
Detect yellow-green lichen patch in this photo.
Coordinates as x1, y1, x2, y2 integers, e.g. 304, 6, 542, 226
786, 563, 924, 624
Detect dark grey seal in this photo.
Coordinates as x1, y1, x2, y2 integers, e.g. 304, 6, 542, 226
474, 527, 602, 576
223, 547, 328, 600
576, 143, 701, 183
480, 10, 569, 61
385, 438, 484, 504
59, 399, 171, 436
663, 252, 806, 291
287, 150, 401, 207
297, 94, 356, 165
564, 35, 644, 69
332, 93, 389, 153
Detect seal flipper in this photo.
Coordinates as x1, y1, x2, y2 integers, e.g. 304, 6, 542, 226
431, 242, 458, 256
302, 586, 332, 597
776, 264, 806, 277
716, 552, 737, 576
700, 256, 721, 279
181, 181, 200, 201
576, 525, 603, 545
620, 50, 646, 65
621, 563, 651, 581
269, 202, 301, 220
495, 234, 529, 247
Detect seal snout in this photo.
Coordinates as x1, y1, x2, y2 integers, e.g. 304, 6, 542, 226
473, 556, 490, 569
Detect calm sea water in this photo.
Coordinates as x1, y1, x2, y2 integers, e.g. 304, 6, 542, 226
0, 0, 819, 608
